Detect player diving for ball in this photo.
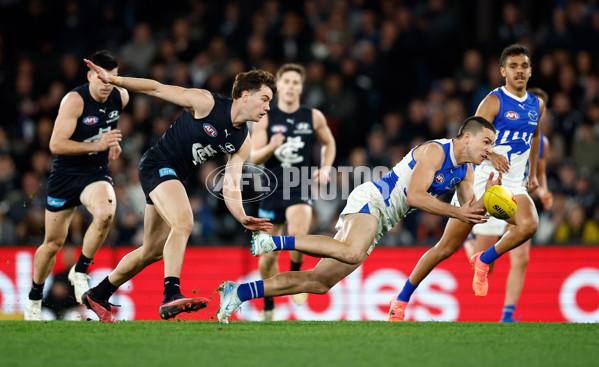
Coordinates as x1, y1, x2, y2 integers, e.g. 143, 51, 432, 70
217, 116, 500, 323
386, 43, 545, 321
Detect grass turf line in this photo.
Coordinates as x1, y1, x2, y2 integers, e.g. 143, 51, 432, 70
1, 321, 597, 367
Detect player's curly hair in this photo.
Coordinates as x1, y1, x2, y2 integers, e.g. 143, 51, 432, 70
500, 44, 530, 67
232, 70, 277, 99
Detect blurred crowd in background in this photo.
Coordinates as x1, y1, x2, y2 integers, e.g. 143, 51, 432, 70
0, 0, 598, 248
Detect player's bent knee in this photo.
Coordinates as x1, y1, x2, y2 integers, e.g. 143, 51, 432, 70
517, 218, 538, 239
141, 250, 163, 265
43, 240, 64, 256
171, 217, 194, 235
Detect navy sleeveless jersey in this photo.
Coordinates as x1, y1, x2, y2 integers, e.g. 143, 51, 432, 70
52, 83, 122, 174
155, 93, 248, 179
264, 105, 314, 192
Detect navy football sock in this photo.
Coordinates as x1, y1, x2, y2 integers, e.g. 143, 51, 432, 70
237, 280, 264, 302
264, 296, 275, 311
272, 236, 295, 251
290, 261, 302, 271
29, 281, 44, 301
74, 254, 93, 273
93, 276, 119, 301
163, 277, 182, 303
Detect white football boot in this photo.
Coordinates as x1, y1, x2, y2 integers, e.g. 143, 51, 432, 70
68, 265, 90, 304
24, 299, 42, 321
217, 281, 242, 324
251, 232, 277, 256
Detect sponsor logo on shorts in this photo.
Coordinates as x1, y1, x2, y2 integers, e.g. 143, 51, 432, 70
83, 116, 100, 125
504, 111, 519, 120
47, 196, 67, 208
203, 123, 218, 137
159, 168, 177, 177
258, 208, 276, 220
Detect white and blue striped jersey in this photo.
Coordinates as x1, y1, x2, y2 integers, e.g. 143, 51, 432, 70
481, 86, 540, 186
337, 138, 471, 252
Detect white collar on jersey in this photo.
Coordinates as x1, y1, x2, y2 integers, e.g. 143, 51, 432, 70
449, 140, 459, 168
501, 86, 528, 103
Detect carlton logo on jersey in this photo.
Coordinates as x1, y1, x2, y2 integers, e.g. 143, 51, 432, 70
83, 116, 99, 125
435, 173, 445, 183
203, 123, 218, 137
504, 111, 519, 120
271, 124, 288, 134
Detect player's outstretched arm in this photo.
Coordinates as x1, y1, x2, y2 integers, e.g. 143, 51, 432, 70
84, 58, 214, 118
224, 136, 273, 232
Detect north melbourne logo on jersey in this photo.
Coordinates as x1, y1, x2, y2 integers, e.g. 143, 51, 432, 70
528, 111, 539, 121
203, 123, 218, 137
504, 111, 519, 120
83, 116, 99, 125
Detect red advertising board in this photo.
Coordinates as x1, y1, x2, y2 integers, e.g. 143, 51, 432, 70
1, 246, 597, 322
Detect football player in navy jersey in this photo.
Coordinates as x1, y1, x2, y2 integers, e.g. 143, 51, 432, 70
25, 50, 129, 321
250, 63, 336, 320
217, 117, 500, 324
81, 59, 275, 322
386, 44, 546, 322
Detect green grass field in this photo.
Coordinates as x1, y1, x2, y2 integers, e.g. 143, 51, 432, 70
2, 321, 597, 367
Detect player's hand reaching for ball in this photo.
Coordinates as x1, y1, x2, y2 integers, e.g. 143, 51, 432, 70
456, 196, 489, 224
240, 216, 273, 232
484, 171, 502, 191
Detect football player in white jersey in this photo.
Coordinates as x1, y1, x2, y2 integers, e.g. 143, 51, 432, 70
216, 116, 499, 323
387, 44, 545, 322
463, 87, 552, 322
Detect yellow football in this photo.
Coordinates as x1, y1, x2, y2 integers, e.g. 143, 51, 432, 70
483, 185, 518, 220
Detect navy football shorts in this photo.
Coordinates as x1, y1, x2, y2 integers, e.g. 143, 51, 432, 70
46, 170, 113, 212
138, 147, 184, 205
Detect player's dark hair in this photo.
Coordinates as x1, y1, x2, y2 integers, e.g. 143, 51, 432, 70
277, 63, 306, 82
528, 87, 549, 105
90, 50, 118, 71
456, 116, 496, 138
500, 44, 530, 67
232, 70, 277, 99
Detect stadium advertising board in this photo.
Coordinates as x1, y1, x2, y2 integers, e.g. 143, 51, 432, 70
0, 247, 597, 322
